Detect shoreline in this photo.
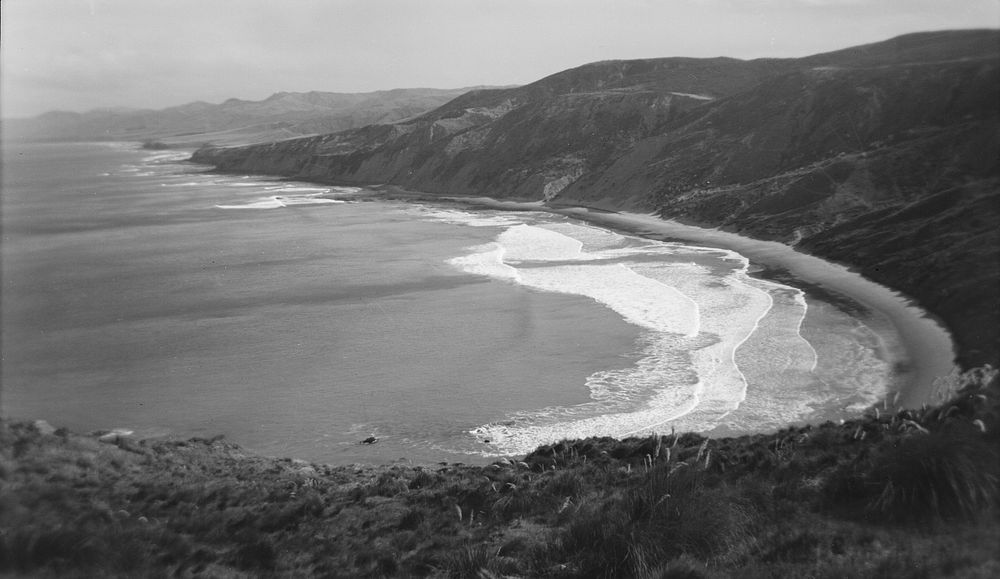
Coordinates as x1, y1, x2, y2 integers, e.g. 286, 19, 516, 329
546, 207, 957, 409
374, 186, 958, 411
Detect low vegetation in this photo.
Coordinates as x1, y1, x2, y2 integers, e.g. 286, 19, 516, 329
140, 140, 171, 150
2, 367, 998, 577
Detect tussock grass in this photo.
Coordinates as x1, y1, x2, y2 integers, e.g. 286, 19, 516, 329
544, 465, 757, 577
867, 424, 998, 521
436, 544, 520, 578
2, 367, 998, 577
823, 367, 1000, 523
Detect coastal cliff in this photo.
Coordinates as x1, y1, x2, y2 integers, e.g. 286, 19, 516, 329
192, 30, 1000, 368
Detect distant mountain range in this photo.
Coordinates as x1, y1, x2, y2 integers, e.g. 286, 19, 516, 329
192, 29, 1000, 368
1, 87, 493, 146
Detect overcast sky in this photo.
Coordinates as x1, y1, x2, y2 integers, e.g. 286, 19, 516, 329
2, 0, 998, 118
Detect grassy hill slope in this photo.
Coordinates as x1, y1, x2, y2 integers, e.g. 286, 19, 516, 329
2, 368, 997, 577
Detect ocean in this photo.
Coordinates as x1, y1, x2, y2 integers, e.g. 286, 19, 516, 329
2, 141, 904, 463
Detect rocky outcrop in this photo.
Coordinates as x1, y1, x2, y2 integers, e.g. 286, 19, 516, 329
191, 29, 1000, 367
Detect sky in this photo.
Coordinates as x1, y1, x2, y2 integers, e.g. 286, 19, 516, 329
2, 0, 998, 118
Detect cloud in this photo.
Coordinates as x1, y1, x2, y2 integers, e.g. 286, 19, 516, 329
2, 0, 998, 117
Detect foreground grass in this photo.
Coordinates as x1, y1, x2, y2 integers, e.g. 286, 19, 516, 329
2, 370, 998, 578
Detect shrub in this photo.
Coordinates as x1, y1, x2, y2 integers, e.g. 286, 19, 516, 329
398, 508, 425, 530
408, 469, 440, 490
543, 468, 587, 498
866, 424, 999, 521
491, 487, 551, 521
231, 537, 277, 571
558, 504, 644, 577
643, 557, 713, 579
553, 465, 756, 576
372, 471, 410, 497
436, 544, 519, 578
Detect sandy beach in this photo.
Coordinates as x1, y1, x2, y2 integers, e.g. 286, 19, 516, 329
392, 189, 959, 411
555, 208, 957, 408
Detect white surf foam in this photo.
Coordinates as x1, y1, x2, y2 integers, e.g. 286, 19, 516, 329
706, 280, 821, 430
754, 280, 819, 373
451, 225, 701, 336
446, 224, 725, 454
471, 334, 711, 454
499, 224, 586, 262
446, 217, 848, 455
417, 207, 524, 228
447, 243, 521, 282
329, 186, 364, 196
215, 195, 345, 209
264, 185, 330, 193
160, 181, 207, 187
535, 221, 631, 253
142, 151, 191, 163
793, 290, 820, 373
524, 263, 701, 336
823, 319, 892, 412
217, 197, 287, 209
282, 196, 345, 206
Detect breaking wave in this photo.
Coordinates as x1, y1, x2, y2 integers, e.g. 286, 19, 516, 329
215, 195, 346, 209
434, 214, 849, 456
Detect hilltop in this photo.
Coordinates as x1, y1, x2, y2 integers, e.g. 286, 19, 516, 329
192, 29, 1000, 369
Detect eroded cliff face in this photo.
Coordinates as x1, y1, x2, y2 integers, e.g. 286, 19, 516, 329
195, 88, 722, 199
191, 30, 1000, 367
192, 57, 794, 195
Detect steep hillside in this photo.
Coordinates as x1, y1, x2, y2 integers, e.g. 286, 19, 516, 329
1, 87, 485, 146
192, 30, 1000, 367
192, 57, 793, 196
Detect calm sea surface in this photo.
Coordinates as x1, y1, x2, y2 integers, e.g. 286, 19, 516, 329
1, 142, 900, 463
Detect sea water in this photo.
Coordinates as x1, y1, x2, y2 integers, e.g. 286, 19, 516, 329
1, 141, 897, 463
